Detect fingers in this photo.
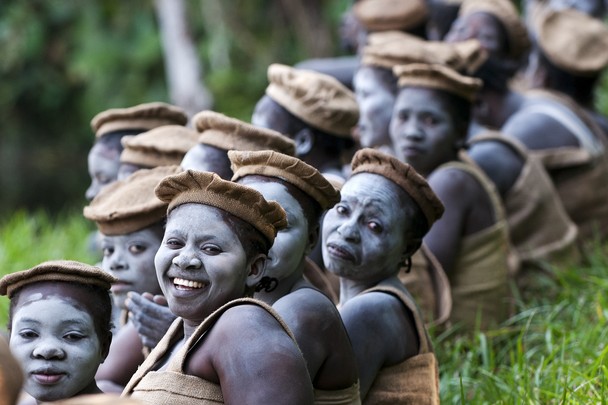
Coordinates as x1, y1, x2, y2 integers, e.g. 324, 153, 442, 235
152, 295, 168, 306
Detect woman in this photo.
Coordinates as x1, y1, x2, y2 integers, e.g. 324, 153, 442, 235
229, 149, 360, 404
122, 170, 313, 404
1, 260, 115, 403
322, 148, 443, 403
84, 166, 181, 391
390, 63, 515, 330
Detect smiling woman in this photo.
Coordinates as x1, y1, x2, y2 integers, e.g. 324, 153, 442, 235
121, 169, 314, 405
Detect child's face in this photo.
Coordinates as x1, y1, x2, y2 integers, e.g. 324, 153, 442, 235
100, 225, 164, 310
10, 290, 105, 402
86, 142, 120, 201
155, 204, 253, 324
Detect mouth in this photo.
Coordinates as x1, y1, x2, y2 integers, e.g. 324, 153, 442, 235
110, 281, 132, 294
173, 277, 206, 291
326, 242, 356, 263
31, 369, 66, 385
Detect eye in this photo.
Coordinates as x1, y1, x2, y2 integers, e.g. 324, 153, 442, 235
102, 247, 114, 257
421, 113, 438, 126
63, 332, 85, 342
367, 221, 383, 234
18, 330, 38, 339
201, 244, 221, 255
96, 174, 110, 185
166, 238, 183, 249
128, 244, 146, 254
335, 204, 349, 216
397, 110, 410, 121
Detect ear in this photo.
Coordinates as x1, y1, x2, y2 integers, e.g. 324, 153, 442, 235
245, 253, 267, 289
293, 128, 315, 157
305, 223, 320, 255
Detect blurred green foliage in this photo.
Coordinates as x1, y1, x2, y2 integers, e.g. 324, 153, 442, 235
0, 0, 350, 216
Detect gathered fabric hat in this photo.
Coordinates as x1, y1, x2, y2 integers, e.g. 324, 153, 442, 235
534, 8, 608, 76
155, 170, 287, 245
459, 0, 530, 60
351, 148, 445, 228
265, 64, 359, 138
393, 63, 482, 102
91, 102, 188, 139
193, 110, 296, 156
362, 31, 488, 74
0, 260, 116, 298
229, 150, 341, 211
353, 0, 428, 32
84, 165, 182, 236
120, 125, 199, 168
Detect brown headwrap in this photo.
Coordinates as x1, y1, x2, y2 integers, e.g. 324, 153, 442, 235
351, 148, 445, 228
120, 125, 199, 168
229, 150, 341, 211
266, 64, 359, 138
534, 8, 608, 76
83, 165, 182, 235
393, 63, 482, 102
91, 102, 188, 139
0, 260, 116, 298
362, 31, 488, 74
193, 110, 296, 156
353, 0, 429, 31
155, 170, 287, 245
459, 0, 530, 60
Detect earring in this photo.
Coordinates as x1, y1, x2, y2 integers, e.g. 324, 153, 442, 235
255, 276, 279, 293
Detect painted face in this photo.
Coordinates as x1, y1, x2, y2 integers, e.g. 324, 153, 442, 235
354, 66, 396, 149
240, 180, 310, 281
390, 87, 459, 176
86, 143, 120, 201
180, 144, 232, 179
322, 173, 407, 282
155, 204, 252, 324
10, 292, 105, 402
101, 225, 164, 310
445, 12, 506, 58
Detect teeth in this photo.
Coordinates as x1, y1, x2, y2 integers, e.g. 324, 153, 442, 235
174, 277, 204, 289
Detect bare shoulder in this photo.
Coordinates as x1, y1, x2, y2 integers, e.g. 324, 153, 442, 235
428, 166, 483, 207
502, 108, 579, 150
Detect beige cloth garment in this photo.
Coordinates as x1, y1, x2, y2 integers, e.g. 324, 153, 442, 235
438, 155, 515, 330
468, 132, 580, 269
399, 244, 452, 328
362, 283, 439, 405
523, 90, 608, 243
122, 298, 302, 404
314, 383, 361, 405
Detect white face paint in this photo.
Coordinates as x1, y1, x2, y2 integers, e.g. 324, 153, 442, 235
10, 297, 104, 402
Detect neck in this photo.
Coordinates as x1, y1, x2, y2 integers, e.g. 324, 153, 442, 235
255, 261, 306, 305
303, 151, 343, 175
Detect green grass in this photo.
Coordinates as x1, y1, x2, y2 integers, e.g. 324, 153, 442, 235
0, 212, 607, 402
0, 210, 97, 330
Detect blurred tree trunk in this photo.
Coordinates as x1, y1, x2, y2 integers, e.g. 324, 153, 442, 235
277, 0, 333, 57
154, 0, 213, 119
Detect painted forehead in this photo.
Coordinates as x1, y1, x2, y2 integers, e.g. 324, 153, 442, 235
12, 282, 95, 314
342, 172, 404, 209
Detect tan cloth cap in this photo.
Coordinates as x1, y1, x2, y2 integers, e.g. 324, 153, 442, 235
0, 260, 116, 298
393, 63, 482, 102
193, 110, 296, 156
229, 150, 341, 211
535, 8, 608, 76
155, 170, 287, 245
266, 64, 359, 138
120, 125, 199, 168
0, 334, 23, 405
459, 0, 530, 60
362, 31, 488, 74
91, 102, 188, 139
84, 165, 182, 236
351, 148, 444, 228
353, 0, 428, 31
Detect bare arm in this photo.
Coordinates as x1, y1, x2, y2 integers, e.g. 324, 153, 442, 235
95, 322, 144, 388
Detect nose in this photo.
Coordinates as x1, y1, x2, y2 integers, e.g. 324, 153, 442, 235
109, 255, 128, 272
85, 181, 98, 201
32, 339, 65, 360
403, 117, 423, 141
337, 218, 360, 243
172, 253, 202, 270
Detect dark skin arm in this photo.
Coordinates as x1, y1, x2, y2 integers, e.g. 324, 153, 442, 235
125, 292, 176, 349
273, 288, 358, 390
468, 141, 524, 199
184, 305, 314, 405
95, 322, 144, 389
339, 291, 419, 400
425, 167, 495, 275
502, 111, 580, 151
